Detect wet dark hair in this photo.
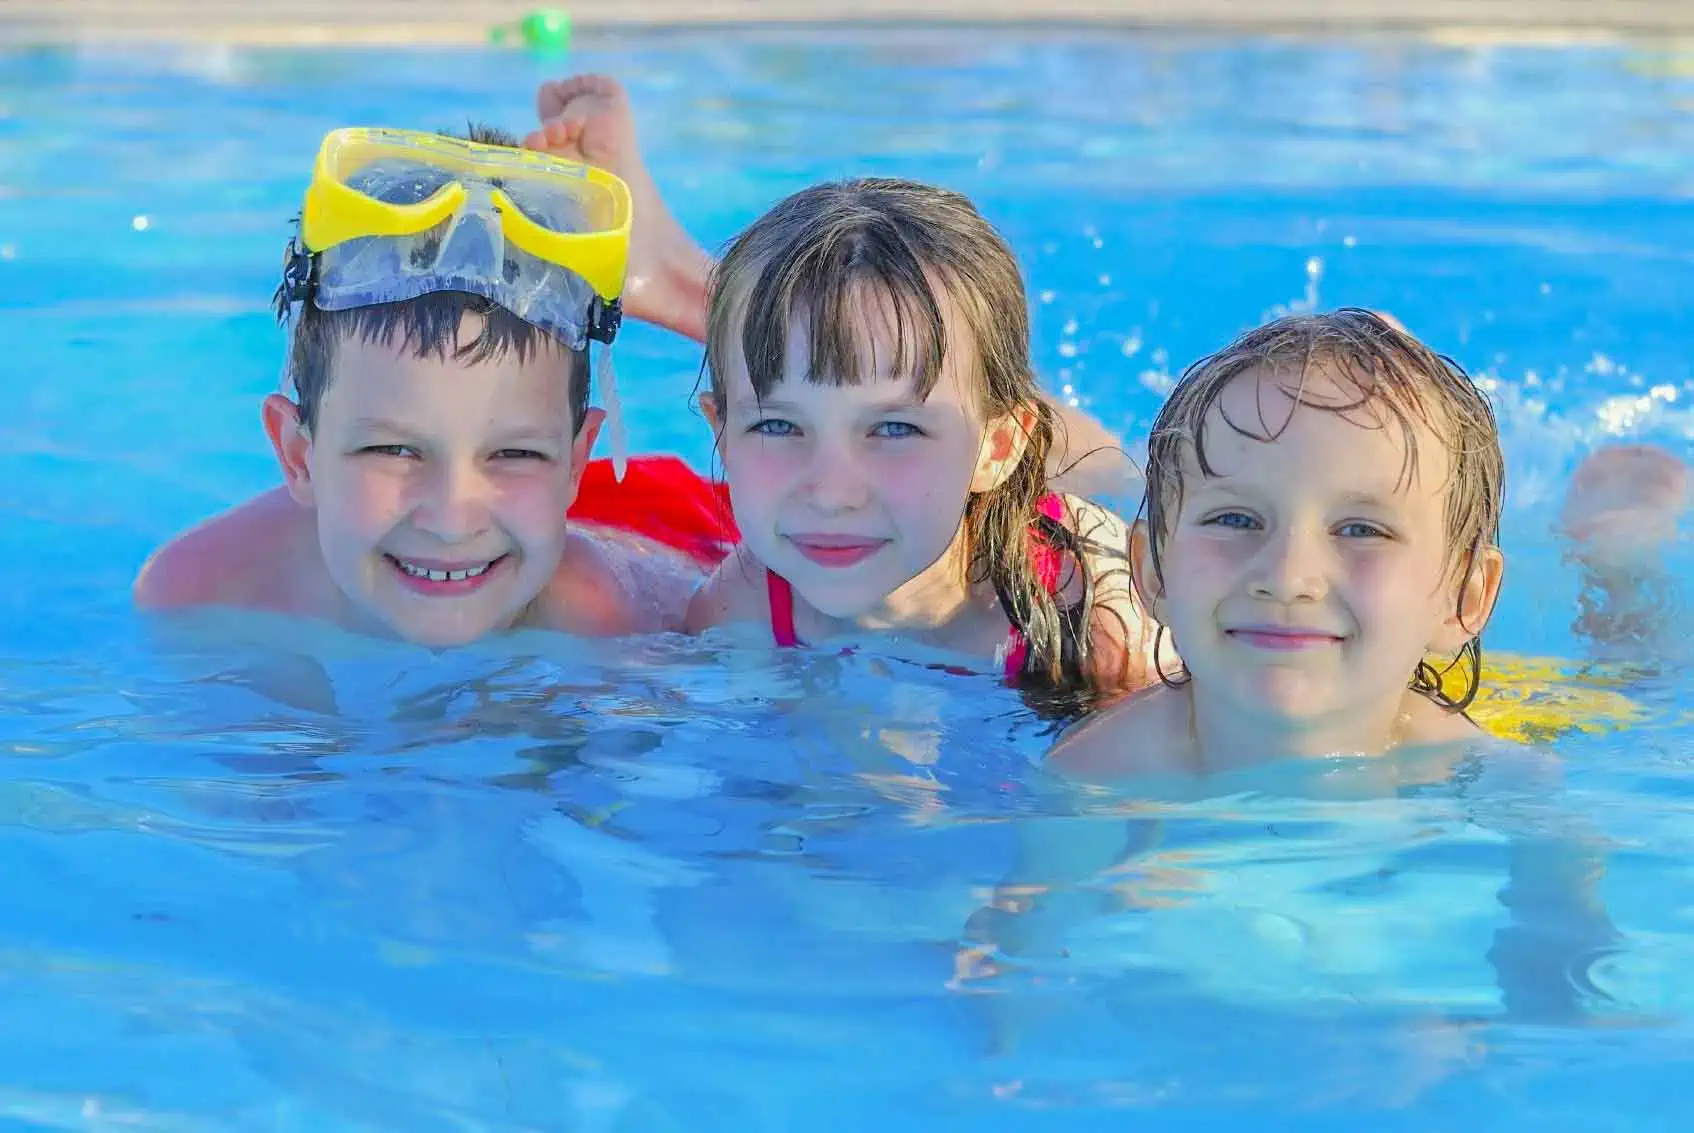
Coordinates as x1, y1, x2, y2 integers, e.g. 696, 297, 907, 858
273, 123, 589, 434
1142, 308, 1505, 712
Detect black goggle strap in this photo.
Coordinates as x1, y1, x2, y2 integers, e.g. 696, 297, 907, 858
589, 296, 627, 481
587, 295, 622, 345
280, 235, 316, 309
276, 235, 319, 398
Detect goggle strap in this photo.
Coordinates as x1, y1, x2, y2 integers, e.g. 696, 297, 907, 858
586, 296, 627, 480
599, 342, 628, 483
280, 237, 316, 306
587, 296, 623, 346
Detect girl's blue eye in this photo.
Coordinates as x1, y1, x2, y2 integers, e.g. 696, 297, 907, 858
1337, 521, 1390, 539
750, 419, 799, 437
1202, 510, 1259, 530
870, 421, 924, 439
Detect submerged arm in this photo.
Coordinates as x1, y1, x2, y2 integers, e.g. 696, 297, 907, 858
1475, 747, 1624, 1025
956, 811, 1161, 1052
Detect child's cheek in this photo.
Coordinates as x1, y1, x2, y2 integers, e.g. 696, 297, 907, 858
1171, 531, 1242, 579
722, 439, 799, 499
339, 463, 411, 536
496, 470, 575, 535
1338, 545, 1397, 597
1156, 535, 1242, 622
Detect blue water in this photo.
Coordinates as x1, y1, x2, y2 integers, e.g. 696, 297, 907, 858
4, 27, 1694, 1130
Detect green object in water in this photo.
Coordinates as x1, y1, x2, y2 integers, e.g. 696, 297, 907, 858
492, 8, 573, 52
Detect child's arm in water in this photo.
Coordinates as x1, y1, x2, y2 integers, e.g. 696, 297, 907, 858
1472, 743, 1624, 1025
954, 808, 1165, 1054
525, 73, 1141, 504
966, 742, 1627, 1071
1559, 443, 1689, 659
1378, 311, 1686, 659
134, 487, 330, 616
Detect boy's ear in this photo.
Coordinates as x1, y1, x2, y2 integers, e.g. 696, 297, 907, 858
1431, 545, 1505, 653
263, 394, 315, 507
697, 391, 723, 433
566, 407, 606, 499
1128, 519, 1167, 623
971, 400, 1039, 493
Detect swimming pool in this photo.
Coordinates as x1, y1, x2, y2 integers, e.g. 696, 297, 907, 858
3, 25, 1694, 1128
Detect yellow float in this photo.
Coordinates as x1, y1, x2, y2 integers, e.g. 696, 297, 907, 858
1455, 652, 1650, 744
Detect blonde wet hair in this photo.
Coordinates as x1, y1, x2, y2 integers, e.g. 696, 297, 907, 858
703, 177, 1099, 693
1142, 307, 1505, 710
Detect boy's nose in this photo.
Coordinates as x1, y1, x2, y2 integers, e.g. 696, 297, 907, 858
413, 462, 493, 541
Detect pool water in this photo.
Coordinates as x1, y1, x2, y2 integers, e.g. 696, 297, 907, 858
4, 26, 1694, 1130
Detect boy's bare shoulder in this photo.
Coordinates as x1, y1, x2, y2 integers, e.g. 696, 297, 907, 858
134, 488, 311, 612
1046, 684, 1194, 783
684, 544, 769, 634
1400, 692, 1490, 747
535, 524, 711, 636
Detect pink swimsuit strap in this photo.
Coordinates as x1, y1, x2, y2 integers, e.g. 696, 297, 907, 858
766, 569, 801, 648
1001, 493, 1068, 681
764, 493, 1068, 684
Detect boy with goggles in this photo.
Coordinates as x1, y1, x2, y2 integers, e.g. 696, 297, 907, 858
134, 125, 737, 646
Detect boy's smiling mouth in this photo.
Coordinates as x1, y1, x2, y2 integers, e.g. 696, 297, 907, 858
387, 554, 507, 592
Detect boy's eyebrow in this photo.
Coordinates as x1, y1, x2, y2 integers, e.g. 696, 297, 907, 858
345, 417, 564, 444
485, 418, 569, 437
348, 415, 416, 434
487, 429, 568, 446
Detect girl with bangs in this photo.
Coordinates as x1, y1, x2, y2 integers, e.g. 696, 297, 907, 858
686, 178, 1157, 697
529, 76, 1160, 699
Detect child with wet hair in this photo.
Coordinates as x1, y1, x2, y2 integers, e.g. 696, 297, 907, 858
136, 124, 733, 646
960, 311, 1620, 1073
1053, 307, 1506, 773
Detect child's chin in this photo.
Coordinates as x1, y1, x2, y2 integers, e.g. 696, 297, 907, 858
384, 605, 509, 649
799, 584, 883, 622
1232, 676, 1337, 717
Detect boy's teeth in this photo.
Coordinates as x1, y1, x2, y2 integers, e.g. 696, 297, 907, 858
398, 560, 493, 582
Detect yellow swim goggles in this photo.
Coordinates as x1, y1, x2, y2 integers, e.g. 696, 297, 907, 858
284, 126, 632, 348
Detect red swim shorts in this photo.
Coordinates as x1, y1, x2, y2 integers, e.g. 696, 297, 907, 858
567, 456, 739, 569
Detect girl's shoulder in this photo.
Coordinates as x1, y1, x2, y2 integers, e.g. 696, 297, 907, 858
684, 543, 774, 634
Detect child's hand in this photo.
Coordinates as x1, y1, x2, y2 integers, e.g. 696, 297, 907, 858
1561, 443, 1688, 563
525, 73, 712, 344
526, 74, 640, 174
